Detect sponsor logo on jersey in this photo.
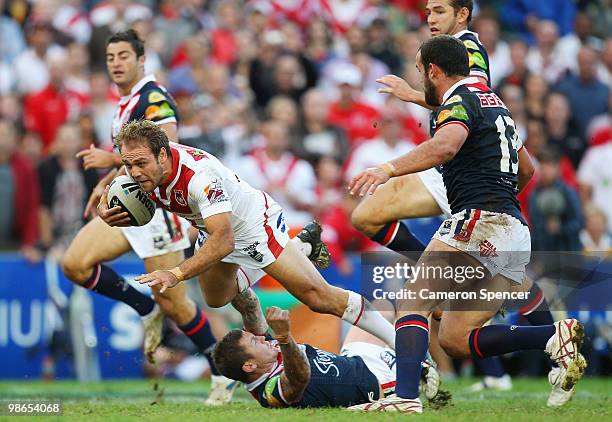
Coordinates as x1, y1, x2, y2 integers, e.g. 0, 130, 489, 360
204, 178, 228, 204
174, 190, 187, 206
312, 349, 340, 377
436, 105, 468, 124
479, 240, 498, 257
445, 95, 462, 105
463, 39, 479, 50
263, 376, 284, 407
145, 102, 175, 120
469, 51, 488, 70
243, 241, 264, 262
276, 213, 286, 233
148, 91, 167, 103
510, 325, 518, 331
439, 219, 453, 236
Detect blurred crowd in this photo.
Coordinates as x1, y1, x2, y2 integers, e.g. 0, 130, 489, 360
0, 0, 611, 270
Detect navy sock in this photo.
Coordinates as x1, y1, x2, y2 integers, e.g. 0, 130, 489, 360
178, 308, 220, 375
395, 314, 429, 399
371, 221, 425, 253
469, 325, 555, 359
475, 357, 506, 378
516, 283, 554, 326
85, 264, 155, 316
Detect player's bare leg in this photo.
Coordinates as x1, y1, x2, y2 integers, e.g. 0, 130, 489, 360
264, 240, 397, 348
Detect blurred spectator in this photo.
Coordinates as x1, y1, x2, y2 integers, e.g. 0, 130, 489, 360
501, 0, 576, 40
51, 0, 91, 44
38, 124, 97, 255
556, 46, 610, 141
313, 156, 344, 219
266, 95, 300, 147
580, 204, 612, 253
473, 12, 511, 89
524, 73, 549, 121
20, 131, 43, 164
529, 147, 583, 251
0, 0, 26, 64
65, 42, 91, 96
600, 38, 612, 86
497, 40, 530, 91
132, 19, 163, 75
544, 93, 584, 167
326, 63, 380, 146
210, 0, 241, 65
367, 18, 401, 75
294, 88, 349, 164
88, 71, 117, 150
168, 34, 212, 95
578, 140, 612, 227
23, 56, 87, 150
176, 93, 225, 158
305, 18, 336, 70
235, 120, 316, 227
499, 84, 528, 141
557, 12, 604, 75
525, 21, 567, 84
345, 110, 415, 179
0, 119, 40, 261
0, 93, 22, 125
13, 20, 65, 94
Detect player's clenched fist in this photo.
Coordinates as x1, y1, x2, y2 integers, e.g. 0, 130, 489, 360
349, 166, 390, 197
266, 306, 292, 344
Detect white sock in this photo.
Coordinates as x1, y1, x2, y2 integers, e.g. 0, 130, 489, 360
342, 291, 396, 349
291, 237, 312, 257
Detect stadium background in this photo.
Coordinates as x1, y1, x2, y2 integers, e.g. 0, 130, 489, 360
0, 0, 611, 387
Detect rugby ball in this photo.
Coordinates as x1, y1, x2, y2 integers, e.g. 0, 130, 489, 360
107, 175, 156, 226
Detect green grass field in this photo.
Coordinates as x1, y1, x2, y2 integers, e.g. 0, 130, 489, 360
0, 377, 610, 421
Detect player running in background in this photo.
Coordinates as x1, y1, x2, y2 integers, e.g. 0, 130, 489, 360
353, 0, 558, 395
213, 306, 440, 409
98, 121, 397, 353
60, 30, 328, 404
348, 36, 587, 413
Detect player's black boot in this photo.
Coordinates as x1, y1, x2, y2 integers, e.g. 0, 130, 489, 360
297, 221, 331, 269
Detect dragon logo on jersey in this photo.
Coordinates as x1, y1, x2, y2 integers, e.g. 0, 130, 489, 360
469, 51, 488, 70
174, 189, 188, 206
436, 105, 468, 124
463, 40, 479, 50
204, 178, 228, 204
243, 241, 264, 263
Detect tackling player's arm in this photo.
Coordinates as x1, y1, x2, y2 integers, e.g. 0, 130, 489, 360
266, 307, 310, 405
517, 147, 535, 193
349, 123, 468, 196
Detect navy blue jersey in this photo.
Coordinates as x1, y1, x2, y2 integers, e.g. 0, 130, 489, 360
111, 75, 179, 142
248, 344, 381, 408
433, 79, 526, 224
430, 30, 490, 137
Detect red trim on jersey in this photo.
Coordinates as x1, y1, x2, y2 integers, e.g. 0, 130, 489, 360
435, 121, 470, 135
184, 310, 207, 336
453, 209, 481, 242
262, 193, 284, 258
465, 82, 490, 92
395, 320, 429, 331
171, 213, 183, 241
159, 146, 181, 200
472, 327, 484, 358
381, 381, 396, 391
381, 221, 400, 246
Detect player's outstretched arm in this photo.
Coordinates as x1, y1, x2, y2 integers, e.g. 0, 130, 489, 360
76, 144, 123, 170
377, 75, 436, 111
136, 212, 235, 293
266, 306, 310, 404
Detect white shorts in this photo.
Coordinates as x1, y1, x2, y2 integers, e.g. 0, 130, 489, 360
432, 209, 531, 283
121, 208, 191, 259
195, 205, 291, 270
417, 168, 451, 217
341, 342, 396, 395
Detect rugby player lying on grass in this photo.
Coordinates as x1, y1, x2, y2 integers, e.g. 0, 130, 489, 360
214, 306, 439, 409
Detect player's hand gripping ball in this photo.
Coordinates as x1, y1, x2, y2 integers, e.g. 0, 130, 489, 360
100, 175, 156, 227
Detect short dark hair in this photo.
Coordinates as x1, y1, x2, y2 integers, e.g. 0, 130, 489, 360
106, 29, 145, 57
420, 35, 469, 77
115, 119, 170, 158
213, 330, 253, 383
450, 0, 474, 23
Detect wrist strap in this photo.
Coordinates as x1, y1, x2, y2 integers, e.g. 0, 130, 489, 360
380, 162, 396, 177
168, 267, 184, 282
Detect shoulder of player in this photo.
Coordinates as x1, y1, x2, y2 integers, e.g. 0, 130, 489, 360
457, 30, 486, 52
137, 83, 174, 105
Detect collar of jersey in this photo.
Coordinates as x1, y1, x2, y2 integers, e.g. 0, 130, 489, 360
246, 353, 284, 392
155, 143, 181, 202
453, 29, 481, 43
442, 77, 480, 104
118, 74, 156, 105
